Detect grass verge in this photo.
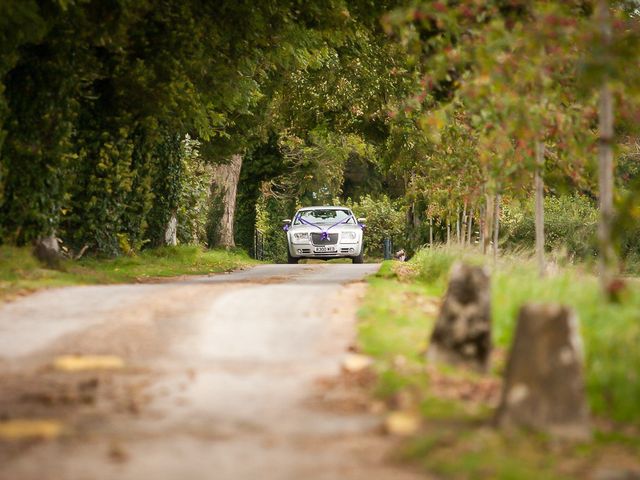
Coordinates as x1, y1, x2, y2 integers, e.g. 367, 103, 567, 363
358, 248, 640, 479
0, 245, 257, 302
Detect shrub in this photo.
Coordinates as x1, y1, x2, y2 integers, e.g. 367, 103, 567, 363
255, 195, 290, 263
343, 194, 406, 257
501, 194, 598, 260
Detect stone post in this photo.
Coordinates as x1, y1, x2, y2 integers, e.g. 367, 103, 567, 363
495, 304, 590, 440
427, 263, 492, 372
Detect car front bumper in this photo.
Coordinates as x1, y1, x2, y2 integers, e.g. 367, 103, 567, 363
288, 242, 363, 259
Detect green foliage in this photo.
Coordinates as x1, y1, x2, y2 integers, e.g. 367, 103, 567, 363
357, 275, 432, 398
1, 0, 392, 255
176, 135, 212, 245
0, 30, 80, 243
410, 247, 456, 285
63, 132, 137, 256
501, 194, 599, 259
234, 138, 287, 254
205, 188, 225, 249
277, 128, 376, 204
2, 0, 639, 277
146, 135, 183, 248
343, 194, 406, 256
255, 194, 292, 263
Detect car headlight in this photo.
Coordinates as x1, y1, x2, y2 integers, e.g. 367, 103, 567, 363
341, 231, 358, 243
293, 232, 310, 241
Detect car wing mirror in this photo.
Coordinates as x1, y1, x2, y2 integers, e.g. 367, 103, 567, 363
357, 217, 366, 224
282, 218, 292, 232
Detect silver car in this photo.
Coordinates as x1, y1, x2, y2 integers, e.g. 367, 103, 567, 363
283, 206, 365, 264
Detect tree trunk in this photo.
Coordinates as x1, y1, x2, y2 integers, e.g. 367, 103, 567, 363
479, 204, 485, 250
493, 193, 500, 262
483, 194, 494, 255
411, 203, 422, 247
164, 211, 177, 246
456, 208, 461, 244
535, 141, 546, 277
461, 201, 468, 247
467, 210, 474, 246
33, 234, 61, 268
210, 154, 243, 248
446, 221, 451, 246
429, 217, 434, 247
596, 0, 615, 290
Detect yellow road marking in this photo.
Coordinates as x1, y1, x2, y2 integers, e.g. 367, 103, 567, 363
53, 354, 125, 371
0, 419, 64, 440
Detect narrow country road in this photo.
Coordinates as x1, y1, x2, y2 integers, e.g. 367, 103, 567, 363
0, 264, 424, 480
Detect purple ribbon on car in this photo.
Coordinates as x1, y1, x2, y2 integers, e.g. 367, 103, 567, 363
295, 215, 350, 240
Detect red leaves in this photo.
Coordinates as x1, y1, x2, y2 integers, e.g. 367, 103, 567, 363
412, 9, 426, 21
458, 4, 475, 19
606, 278, 628, 303
543, 14, 577, 28
432, 2, 448, 14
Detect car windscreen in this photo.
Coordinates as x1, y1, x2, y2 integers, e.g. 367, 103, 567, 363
294, 209, 355, 225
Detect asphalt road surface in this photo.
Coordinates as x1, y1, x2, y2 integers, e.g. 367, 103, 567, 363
0, 263, 424, 480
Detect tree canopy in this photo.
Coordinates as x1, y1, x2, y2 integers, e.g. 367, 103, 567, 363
1, 0, 639, 268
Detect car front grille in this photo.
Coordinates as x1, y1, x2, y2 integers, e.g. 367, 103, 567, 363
311, 232, 339, 245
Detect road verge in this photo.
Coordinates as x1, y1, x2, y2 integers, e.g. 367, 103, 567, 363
356, 249, 640, 479
0, 245, 257, 302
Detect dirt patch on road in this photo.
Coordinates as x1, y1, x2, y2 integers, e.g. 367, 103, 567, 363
307, 369, 377, 415
26, 284, 235, 365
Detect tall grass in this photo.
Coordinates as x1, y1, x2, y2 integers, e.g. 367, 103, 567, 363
410, 246, 640, 424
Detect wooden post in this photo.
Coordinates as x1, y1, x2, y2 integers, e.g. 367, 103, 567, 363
535, 141, 546, 277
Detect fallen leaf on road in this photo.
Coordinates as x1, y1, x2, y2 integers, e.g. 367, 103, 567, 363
384, 411, 421, 436
108, 441, 129, 463
53, 355, 125, 371
341, 353, 373, 373
0, 419, 64, 440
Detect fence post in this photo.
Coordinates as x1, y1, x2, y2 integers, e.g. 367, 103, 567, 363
253, 229, 257, 259
383, 237, 393, 260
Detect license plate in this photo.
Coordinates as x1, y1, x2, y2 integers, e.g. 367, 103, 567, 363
314, 246, 335, 253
